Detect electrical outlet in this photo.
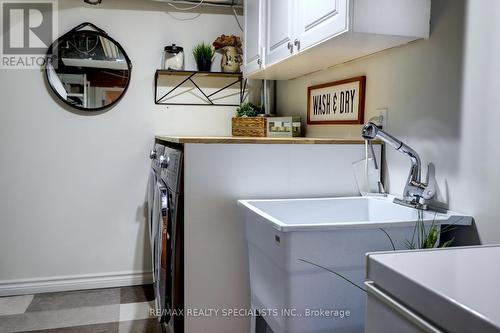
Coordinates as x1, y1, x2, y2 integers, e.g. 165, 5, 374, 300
376, 108, 388, 129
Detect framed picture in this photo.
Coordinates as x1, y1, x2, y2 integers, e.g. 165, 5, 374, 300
307, 76, 366, 125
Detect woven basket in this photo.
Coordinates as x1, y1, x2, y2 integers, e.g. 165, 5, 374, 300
232, 117, 267, 137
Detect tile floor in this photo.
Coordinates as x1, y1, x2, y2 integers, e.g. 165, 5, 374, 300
0, 285, 164, 333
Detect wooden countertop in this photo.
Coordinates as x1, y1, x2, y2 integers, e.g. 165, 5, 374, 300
155, 135, 376, 145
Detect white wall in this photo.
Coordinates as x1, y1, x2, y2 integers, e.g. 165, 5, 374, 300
276, 0, 495, 242
457, 0, 500, 245
0, 0, 241, 287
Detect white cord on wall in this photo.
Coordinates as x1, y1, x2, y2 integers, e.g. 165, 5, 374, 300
168, 0, 205, 11
232, 5, 243, 31
166, 0, 243, 32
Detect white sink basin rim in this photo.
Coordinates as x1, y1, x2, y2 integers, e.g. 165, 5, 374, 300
238, 196, 472, 232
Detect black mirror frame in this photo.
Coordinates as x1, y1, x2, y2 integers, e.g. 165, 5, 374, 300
44, 22, 133, 112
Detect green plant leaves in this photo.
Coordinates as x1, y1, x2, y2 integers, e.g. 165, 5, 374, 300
193, 42, 214, 62
405, 210, 454, 249
298, 258, 366, 293
236, 102, 261, 117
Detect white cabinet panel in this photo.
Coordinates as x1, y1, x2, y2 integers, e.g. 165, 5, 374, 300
244, 0, 431, 79
265, 0, 294, 66
295, 0, 348, 51
243, 0, 264, 74
353, 0, 431, 37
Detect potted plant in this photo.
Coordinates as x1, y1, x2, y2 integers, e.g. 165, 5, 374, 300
232, 102, 266, 137
213, 34, 242, 73
193, 42, 214, 72
236, 102, 260, 118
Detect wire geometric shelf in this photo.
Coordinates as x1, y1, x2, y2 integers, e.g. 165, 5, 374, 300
154, 69, 247, 106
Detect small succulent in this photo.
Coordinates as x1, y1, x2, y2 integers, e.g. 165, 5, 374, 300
236, 102, 261, 118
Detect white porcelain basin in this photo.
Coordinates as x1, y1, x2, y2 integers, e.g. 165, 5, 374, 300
238, 195, 471, 232
238, 195, 472, 333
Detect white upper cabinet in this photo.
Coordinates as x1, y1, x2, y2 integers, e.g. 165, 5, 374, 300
295, 0, 348, 51
243, 0, 264, 74
243, 0, 431, 80
265, 0, 295, 66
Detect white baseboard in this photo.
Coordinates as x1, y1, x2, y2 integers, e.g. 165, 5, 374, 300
0, 271, 153, 297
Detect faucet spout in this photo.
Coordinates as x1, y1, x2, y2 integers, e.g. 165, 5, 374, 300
361, 122, 425, 205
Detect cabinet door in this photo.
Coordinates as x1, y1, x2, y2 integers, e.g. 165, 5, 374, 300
265, 0, 294, 66
243, 0, 264, 74
295, 0, 349, 51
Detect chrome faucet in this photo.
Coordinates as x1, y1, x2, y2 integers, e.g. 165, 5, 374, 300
361, 122, 437, 210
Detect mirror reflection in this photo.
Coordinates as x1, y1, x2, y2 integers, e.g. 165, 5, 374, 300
46, 27, 131, 111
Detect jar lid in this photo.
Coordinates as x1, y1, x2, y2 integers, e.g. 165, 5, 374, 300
164, 44, 183, 53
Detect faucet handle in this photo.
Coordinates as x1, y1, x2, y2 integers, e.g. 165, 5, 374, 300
422, 163, 437, 200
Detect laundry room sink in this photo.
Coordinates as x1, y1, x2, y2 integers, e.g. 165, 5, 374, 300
238, 195, 472, 333
238, 195, 470, 232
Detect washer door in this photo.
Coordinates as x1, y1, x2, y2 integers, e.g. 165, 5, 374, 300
159, 185, 172, 324
152, 179, 170, 323
150, 178, 163, 316
147, 169, 156, 256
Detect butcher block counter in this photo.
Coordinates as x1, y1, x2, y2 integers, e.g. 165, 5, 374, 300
155, 135, 373, 145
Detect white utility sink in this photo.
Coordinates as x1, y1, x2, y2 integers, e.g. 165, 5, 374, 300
238, 195, 472, 333
239, 195, 470, 232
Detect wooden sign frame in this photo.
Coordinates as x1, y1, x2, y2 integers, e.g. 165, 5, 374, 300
307, 76, 366, 125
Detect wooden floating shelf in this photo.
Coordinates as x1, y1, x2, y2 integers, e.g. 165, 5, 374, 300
156, 69, 243, 78
155, 135, 382, 145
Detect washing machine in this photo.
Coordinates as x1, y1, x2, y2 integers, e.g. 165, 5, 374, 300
148, 142, 184, 333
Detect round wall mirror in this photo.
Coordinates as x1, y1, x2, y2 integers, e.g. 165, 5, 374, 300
45, 23, 132, 112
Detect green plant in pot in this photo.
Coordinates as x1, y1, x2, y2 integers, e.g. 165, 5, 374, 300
236, 102, 261, 117
232, 102, 266, 137
193, 42, 214, 72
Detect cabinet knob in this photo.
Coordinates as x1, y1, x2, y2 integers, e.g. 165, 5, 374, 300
150, 150, 157, 160
294, 39, 300, 51
287, 41, 293, 53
